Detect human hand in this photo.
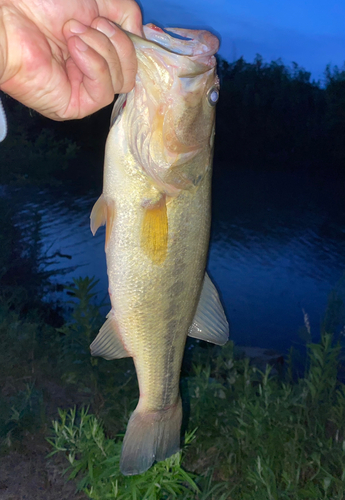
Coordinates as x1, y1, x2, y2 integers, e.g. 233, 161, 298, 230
0, 0, 142, 120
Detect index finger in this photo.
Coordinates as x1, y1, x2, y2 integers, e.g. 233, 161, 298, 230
97, 0, 143, 37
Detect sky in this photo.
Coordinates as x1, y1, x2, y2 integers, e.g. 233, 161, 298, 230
139, 0, 345, 82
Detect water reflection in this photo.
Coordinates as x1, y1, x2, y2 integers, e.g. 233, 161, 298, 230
7, 167, 345, 353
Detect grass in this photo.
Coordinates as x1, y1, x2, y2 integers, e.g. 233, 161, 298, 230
1, 275, 345, 498
44, 321, 345, 499
48, 408, 201, 500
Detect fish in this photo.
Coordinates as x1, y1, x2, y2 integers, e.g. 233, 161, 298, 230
90, 23, 229, 476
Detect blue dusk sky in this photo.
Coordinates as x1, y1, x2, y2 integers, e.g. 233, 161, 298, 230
139, 0, 345, 82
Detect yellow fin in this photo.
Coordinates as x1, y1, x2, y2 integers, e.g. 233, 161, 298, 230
90, 195, 107, 236
141, 195, 168, 265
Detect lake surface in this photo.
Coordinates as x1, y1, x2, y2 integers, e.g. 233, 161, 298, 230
8, 165, 345, 353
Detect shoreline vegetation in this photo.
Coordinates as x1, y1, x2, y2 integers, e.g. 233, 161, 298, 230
1, 54, 345, 498
2, 271, 345, 498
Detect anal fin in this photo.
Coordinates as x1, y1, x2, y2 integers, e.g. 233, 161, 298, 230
188, 273, 229, 345
90, 310, 129, 360
140, 195, 168, 265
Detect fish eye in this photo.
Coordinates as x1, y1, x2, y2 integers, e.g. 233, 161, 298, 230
207, 87, 219, 106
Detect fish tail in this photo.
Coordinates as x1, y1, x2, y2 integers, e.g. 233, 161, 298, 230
120, 397, 182, 476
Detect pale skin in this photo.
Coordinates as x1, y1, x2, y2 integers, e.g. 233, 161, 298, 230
0, 0, 143, 120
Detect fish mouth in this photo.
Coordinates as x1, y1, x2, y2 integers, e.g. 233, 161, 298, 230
143, 24, 219, 59
129, 24, 219, 75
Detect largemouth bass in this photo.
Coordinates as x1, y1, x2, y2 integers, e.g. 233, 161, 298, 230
90, 23, 228, 476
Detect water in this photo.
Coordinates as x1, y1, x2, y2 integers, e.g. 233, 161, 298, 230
8, 166, 345, 353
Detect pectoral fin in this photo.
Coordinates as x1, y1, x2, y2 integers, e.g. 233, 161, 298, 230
140, 195, 168, 265
90, 311, 129, 360
188, 273, 229, 345
90, 195, 116, 251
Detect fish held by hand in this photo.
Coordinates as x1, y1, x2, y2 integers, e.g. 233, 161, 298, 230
90, 23, 228, 476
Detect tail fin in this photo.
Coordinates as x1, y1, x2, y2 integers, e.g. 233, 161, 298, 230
120, 398, 182, 476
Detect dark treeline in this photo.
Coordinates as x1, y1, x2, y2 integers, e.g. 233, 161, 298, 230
215, 56, 345, 170
1, 55, 345, 185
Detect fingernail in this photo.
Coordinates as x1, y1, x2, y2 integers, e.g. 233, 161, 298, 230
69, 20, 87, 34
95, 19, 116, 38
75, 37, 88, 52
